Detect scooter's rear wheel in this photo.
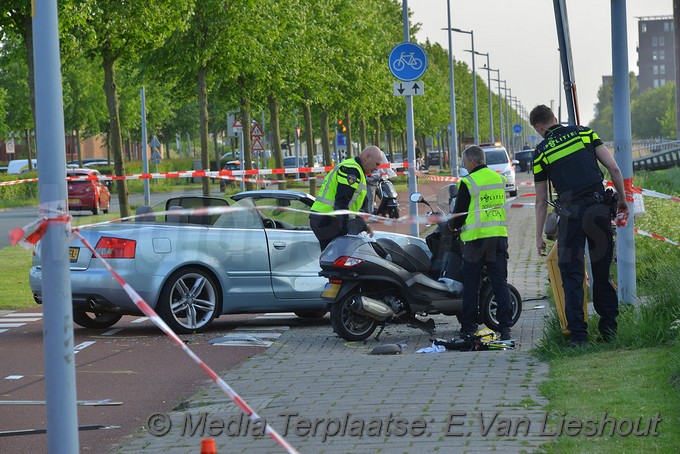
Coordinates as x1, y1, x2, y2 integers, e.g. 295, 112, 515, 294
481, 284, 522, 330
330, 294, 378, 341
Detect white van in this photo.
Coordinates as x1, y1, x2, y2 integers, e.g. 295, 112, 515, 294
7, 159, 38, 175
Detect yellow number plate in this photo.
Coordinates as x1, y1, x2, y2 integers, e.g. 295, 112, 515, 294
321, 282, 341, 299
69, 247, 80, 262
68, 199, 79, 204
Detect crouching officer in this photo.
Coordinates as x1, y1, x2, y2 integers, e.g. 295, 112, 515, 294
310, 146, 383, 250
447, 145, 513, 341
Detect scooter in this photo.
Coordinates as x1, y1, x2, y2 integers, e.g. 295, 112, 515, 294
319, 185, 522, 342
371, 173, 400, 219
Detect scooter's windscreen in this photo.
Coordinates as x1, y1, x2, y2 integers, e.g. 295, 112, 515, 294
436, 183, 458, 214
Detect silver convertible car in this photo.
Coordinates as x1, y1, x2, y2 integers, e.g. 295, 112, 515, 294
29, 190, 428, 333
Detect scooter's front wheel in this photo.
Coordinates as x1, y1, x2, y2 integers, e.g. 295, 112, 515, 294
330, 294, 378, 341
480, 283, 523, 330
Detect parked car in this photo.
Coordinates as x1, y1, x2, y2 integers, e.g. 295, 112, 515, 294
7, 159, 38, 174
283, 156, 307, 178
459, 143, 518, 197
29, 191, 428, 333
427, 151, 442, 167
218, 160, 258, 191
514, 150, 534, 173
67, 168, 111, 215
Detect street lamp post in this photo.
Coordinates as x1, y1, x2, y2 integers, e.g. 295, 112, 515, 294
489, 72, 504, 145
472, 51, 493, 142
445, 0, 459, 176
446, 27, 479, 145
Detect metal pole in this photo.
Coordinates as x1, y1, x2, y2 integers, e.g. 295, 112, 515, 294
446, 0, 459, 177
140, 87, 150, 206
33, 0, 80, 451
449, 28, 479, 145
491, 74, 504, 145
403, 0, 419, 236
476, 52, 493, 142
611, 0, 637, 304
553, 0, 577, 125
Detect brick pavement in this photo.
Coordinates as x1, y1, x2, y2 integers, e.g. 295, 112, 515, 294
113, 172, 555, 454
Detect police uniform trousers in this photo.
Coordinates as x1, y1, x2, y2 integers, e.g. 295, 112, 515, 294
458, 236, 513, 334
556, 201, 618, 341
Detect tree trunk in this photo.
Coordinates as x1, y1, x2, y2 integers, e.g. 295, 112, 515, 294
373, 117, 381, 148
102, 54, 130, 218
268, 95, 285, 190
345, 112, 353, 157
76, 129, 82, 165
319, 110, 331, 168
198, 65, 210, 195
302, 100, 316, 196
359, 114, 367, 150
239, 79, 255, 191
386, 121, 393, 161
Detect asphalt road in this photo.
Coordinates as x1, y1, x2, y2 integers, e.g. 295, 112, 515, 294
0, 309, 327, 453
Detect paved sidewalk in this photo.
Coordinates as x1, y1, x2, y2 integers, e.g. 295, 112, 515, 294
114, 172, 554, 453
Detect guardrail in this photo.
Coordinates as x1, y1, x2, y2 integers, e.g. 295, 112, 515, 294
633, 144, 680, 171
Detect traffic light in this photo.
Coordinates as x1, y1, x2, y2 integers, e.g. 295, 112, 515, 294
337, 119, 347, 132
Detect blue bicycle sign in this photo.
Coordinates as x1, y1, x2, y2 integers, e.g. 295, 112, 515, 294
389, 42, 428, 81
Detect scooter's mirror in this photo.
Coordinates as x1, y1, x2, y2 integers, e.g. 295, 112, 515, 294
410, 193, 423, 203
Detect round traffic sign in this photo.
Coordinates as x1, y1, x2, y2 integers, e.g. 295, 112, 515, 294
513, 124, 522, 134
388, 42, 428, 81
6, 140, 14, 154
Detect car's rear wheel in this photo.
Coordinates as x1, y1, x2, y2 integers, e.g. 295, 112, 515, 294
157, 267, 219, 334
72, 309, 122, 329
92, 198, 100, 215
294, 310, 327, 319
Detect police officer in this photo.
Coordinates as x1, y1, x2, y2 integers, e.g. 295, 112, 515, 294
447, 145, 513, 341
310, 145, 383, 250
529, 104, 629, 346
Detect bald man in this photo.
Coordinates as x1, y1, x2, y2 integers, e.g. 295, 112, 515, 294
310, 146, 383, 250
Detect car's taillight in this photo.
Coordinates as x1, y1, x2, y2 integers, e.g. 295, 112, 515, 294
95, 237, 136, 258
332, 256, 364, 268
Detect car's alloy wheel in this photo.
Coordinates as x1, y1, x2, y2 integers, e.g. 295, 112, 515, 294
157, 267, 219, 334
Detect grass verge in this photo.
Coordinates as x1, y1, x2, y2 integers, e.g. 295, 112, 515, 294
534, 167, 680, 452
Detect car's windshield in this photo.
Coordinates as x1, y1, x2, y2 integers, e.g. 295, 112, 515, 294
485, 150, 509, 165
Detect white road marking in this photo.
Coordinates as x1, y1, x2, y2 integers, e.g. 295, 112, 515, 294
73, 341, 96, 354
101, 328, 123, 336
3, 313, 42, 318
0, 323, 25, 328
5, 375, 23, 380
131, 317, 149, 324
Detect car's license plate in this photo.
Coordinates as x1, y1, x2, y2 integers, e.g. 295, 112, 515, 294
68, 198, 78, 204
321, 282, 341, 299
69, 247, 79, 262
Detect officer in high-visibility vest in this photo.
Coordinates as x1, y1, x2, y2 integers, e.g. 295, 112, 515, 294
446, 145, 513, 341
310, 146, 383, 250
530, 104, 628, 346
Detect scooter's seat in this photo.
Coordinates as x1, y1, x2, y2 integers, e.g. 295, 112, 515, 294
375, 238, 431, 273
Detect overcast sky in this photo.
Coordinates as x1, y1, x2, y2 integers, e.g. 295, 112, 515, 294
410, 0, 672, 128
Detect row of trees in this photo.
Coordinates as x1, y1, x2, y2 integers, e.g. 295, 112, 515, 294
588, 72, 677, 141
1, 0, 526, 216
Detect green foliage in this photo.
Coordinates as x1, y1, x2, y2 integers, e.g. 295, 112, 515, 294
0, 171, 39, 204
